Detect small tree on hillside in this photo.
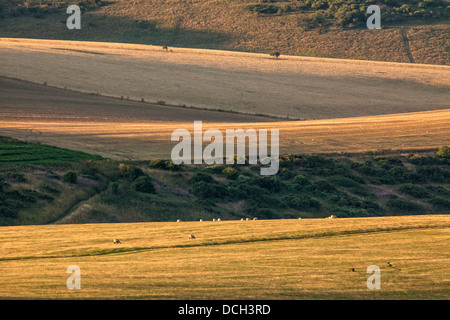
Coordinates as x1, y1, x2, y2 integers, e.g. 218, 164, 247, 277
63, 171, 78, 184
270, 51, 280, 59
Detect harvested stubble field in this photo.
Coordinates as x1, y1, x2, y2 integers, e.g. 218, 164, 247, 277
0, 38, 449, 120
0, 39, 449, 160
1, 76, 449, 160
0, 215, 448, 299
0, 0, 448, 65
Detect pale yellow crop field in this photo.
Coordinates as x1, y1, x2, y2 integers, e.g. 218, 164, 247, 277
1, 109, 449, 160
1, 38, 449, 120
0, 215, 448, 299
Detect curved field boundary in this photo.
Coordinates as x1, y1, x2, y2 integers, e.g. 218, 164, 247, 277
1, 38, 449, 120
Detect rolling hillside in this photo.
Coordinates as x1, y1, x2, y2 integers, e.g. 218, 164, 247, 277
0, 0, 449, 65
1, 136, 449, 226
1, 76, 449, 160
1, 39, 449, 121
0, 215, 449, 299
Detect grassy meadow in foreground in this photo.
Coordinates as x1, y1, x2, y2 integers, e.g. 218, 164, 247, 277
0, 215, 449, 299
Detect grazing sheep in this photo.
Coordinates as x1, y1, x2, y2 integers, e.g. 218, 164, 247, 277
217, 218, 221, 221
246, 218, 249, 221
199, 219, 203, 222
189, 234, 196, 239
241, 218, 244, 221
213, 218, 216, 221
253, 217, 258, 220
113, 239, 121, 244
177, 219, 181, 222
298, 217, 302, 220
326, 215, 337, 219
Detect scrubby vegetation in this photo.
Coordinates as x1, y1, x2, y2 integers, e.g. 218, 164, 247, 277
0, 0, 448, 64
0, 0, 104, 18
1, 137, 449, 226
247, 0, 449, 28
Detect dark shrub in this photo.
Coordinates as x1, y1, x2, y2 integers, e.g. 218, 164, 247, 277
119, 164, 145, 181
5, 172, 27, 183
190, 172, 214, 184
149, 159, 181, 171
398, 183, 430, 198
109, 182, 119, 194
206, 165, 226, 174
191, 181, 227, 199
283, 194, 321, 210
307, 180, 337, 196
416, 166, 449, 182
426, 185, 450, 197
222, 167, 239, 179
0, 176, 5, 191
386, 198, 423, 213
328, 175, 360, 188
290, 174, 311, 191
0, 205, 17, 218
437, 146, 450, 158
63, 171, 78, 184
246, 4, 279, 14
428, 197, 450, 209
254, 208, 278, 219
229, 183, 267, 199
348, 187, 371, 197
254, 176, 282, 192
80, 161, 99, 177
8, 190, 36, 203
131, 176, 155, 194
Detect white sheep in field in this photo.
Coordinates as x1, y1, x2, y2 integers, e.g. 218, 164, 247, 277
217, 218, 221, 221
326, 215, 337, 219
241, 218, 244, 221
213, 218, 216, 221
199, 219, 203, 222
113, 239, 121, 244
177, 219, 181, 222
189, 234, 196, 239
253, 217, 258, 220
246, 218, 249, 221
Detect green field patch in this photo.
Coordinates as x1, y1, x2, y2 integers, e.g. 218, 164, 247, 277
0, 137, 104, 165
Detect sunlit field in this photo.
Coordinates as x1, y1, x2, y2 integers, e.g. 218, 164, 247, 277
0, 215, 448, 299
1, 38, 449, 120
1, 108, 449, 160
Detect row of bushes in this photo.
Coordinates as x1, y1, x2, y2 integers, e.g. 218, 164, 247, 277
246, 0, 449, 28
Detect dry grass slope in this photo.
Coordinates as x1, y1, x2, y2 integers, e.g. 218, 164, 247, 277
0, 0, 448, 65
1, 75, 449, 159
0, 38, 449, 120
0, 215, 448, 299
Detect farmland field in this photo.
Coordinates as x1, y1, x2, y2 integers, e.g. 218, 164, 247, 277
0, 38, 449, 120
1, 76, 449, 160
1, 5, 449, 302
0, 215, 449, 299
0, 0, 448, 65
